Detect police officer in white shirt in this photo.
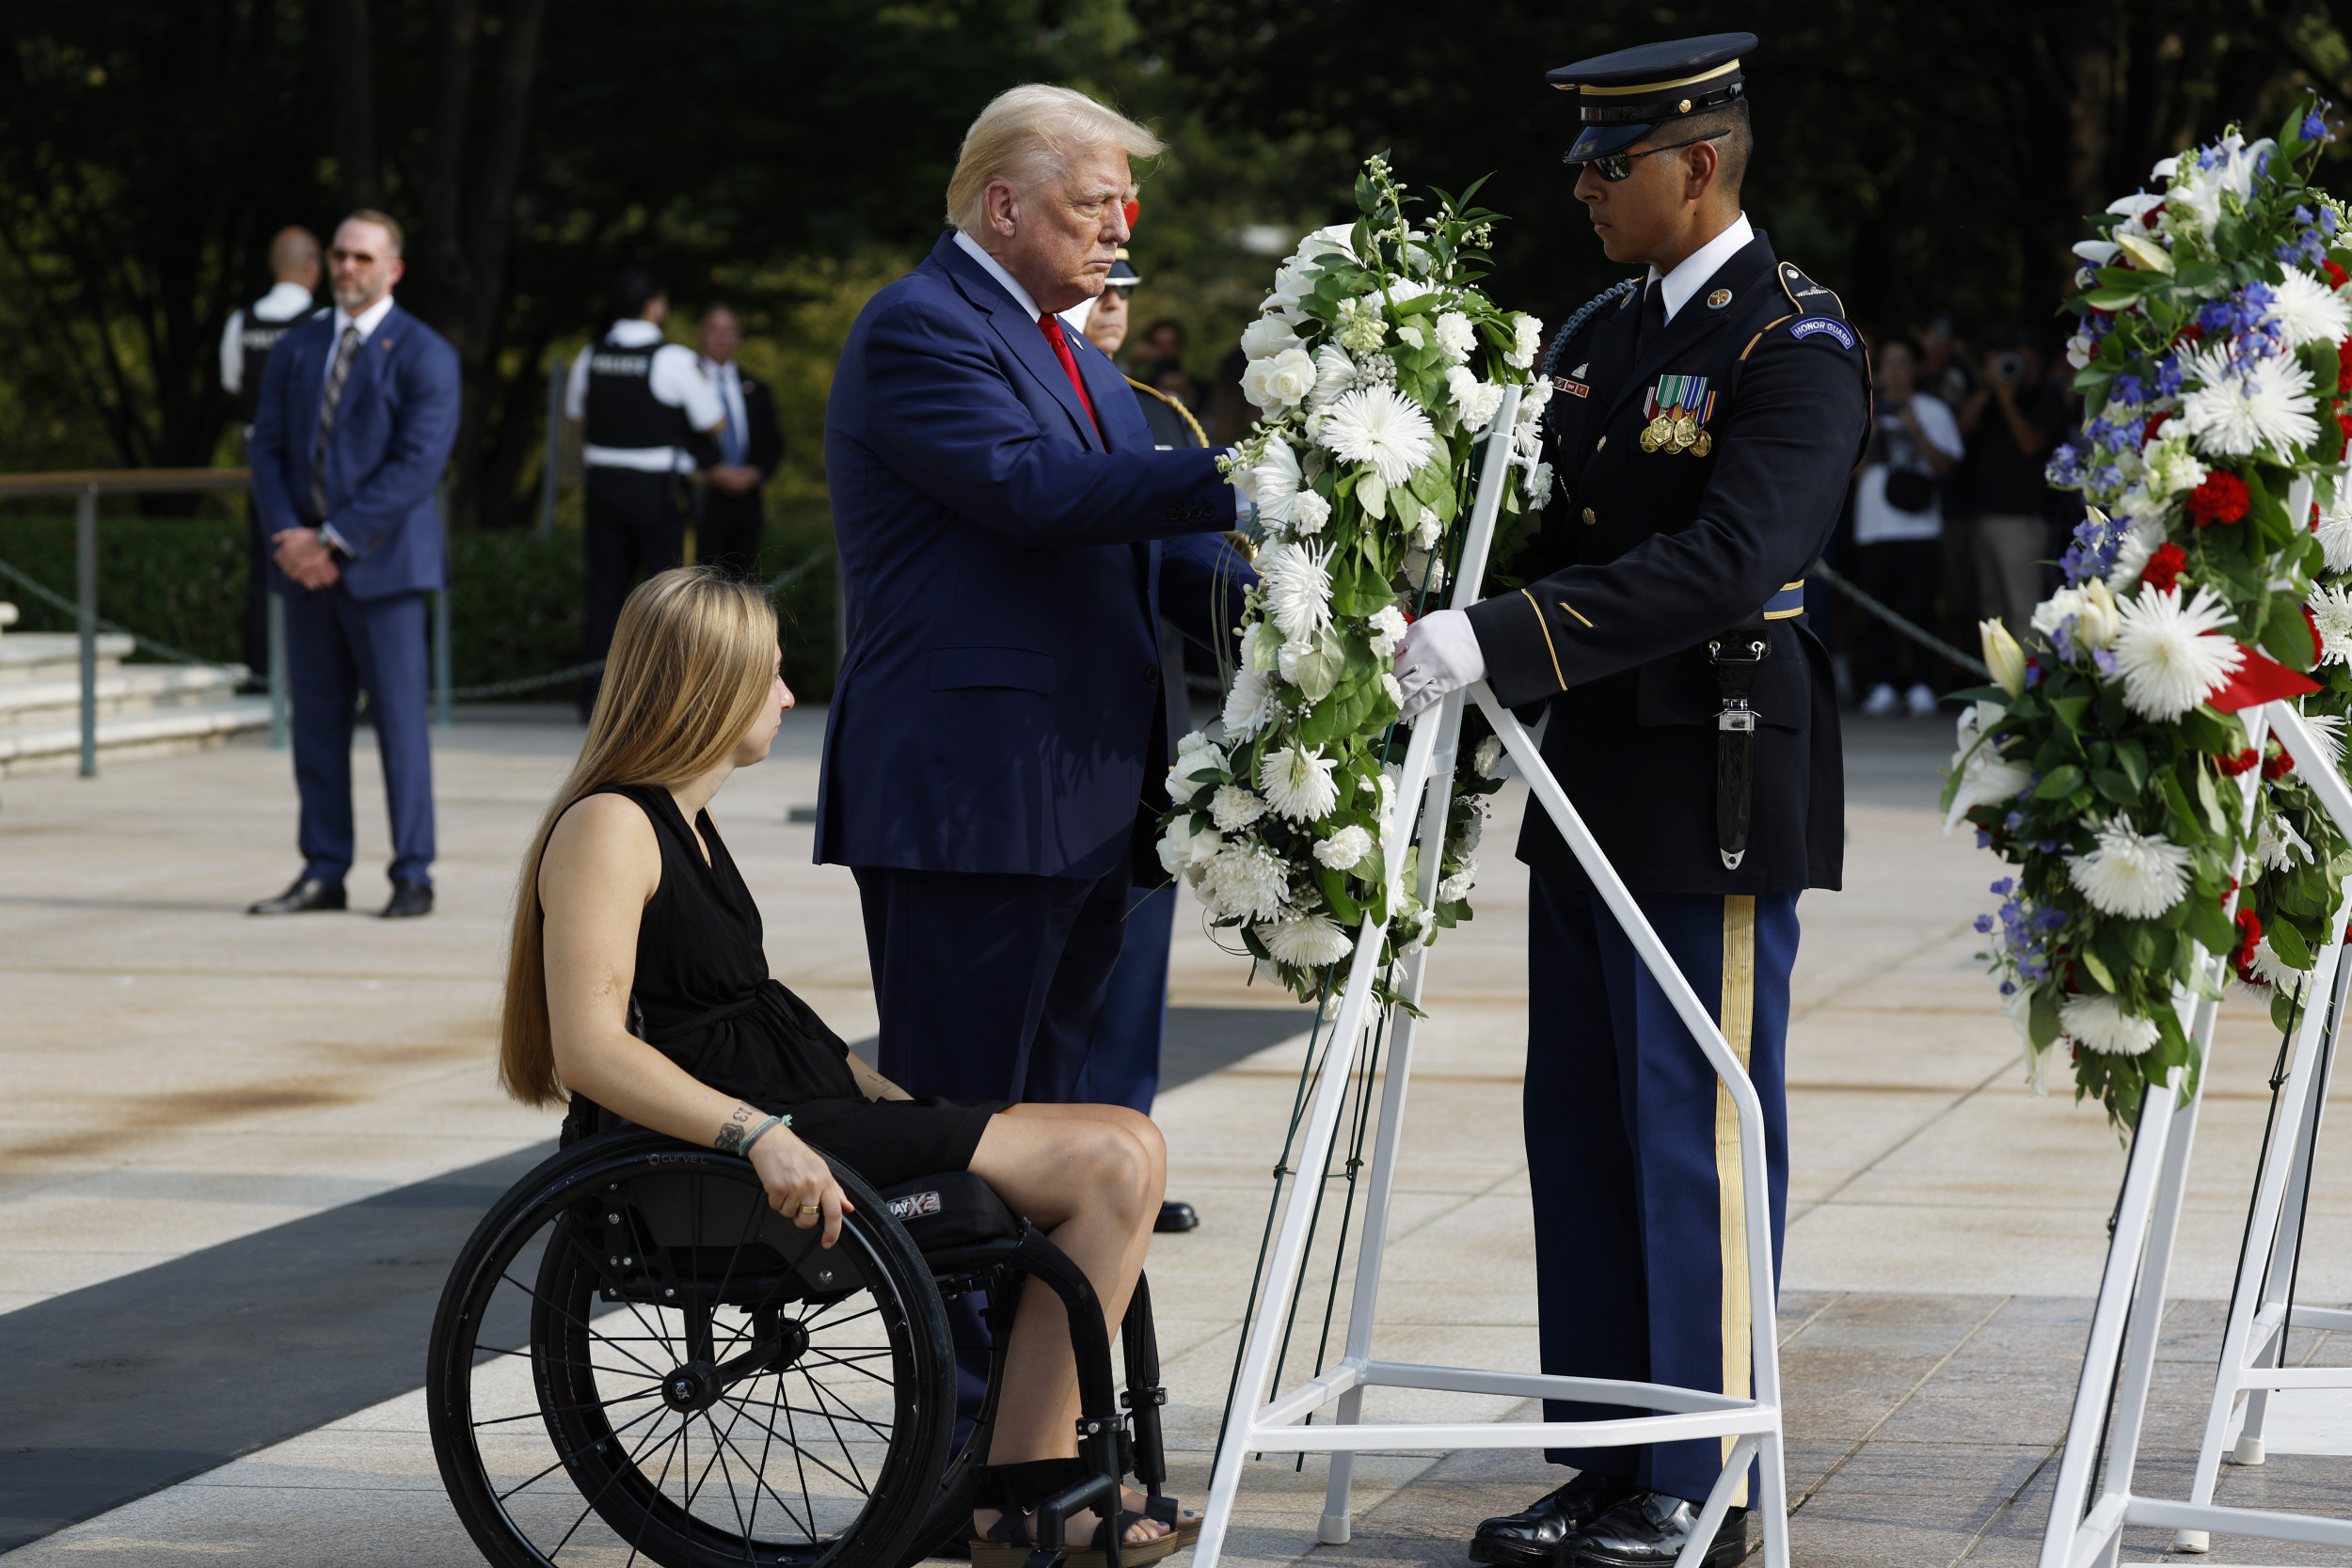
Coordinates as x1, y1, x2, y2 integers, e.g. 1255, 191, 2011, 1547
565, 266, 726, 717
222, 226, 323, 676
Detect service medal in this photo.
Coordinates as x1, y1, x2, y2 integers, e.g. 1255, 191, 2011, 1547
1692, 430, 1713, 457
1643, 414, 1675, 451
1672, 413, 1698, 451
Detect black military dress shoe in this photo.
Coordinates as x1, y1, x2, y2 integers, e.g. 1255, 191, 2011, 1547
382, 880, 434, 919
1154, 1200, 1200, 1233
247, 878, 346, 915
1469, 1472, 1637, 1567
1568, 1492, 1746, 1568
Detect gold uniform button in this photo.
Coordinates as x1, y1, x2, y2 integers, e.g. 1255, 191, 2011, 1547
1581, 507, 1597, 526
1595, 436, 1607, 451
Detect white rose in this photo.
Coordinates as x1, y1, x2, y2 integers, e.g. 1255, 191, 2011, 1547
1240, 316, 1300, 360
1434, 310, 1476, 364
1244, 346, 1319, 411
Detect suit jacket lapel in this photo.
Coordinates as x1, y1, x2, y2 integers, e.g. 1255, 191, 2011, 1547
933, 236, 1104, 453
1599, 237, 1779, 432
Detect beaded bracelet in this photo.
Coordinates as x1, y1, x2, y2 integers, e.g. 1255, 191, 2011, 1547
739, 1114, 789, 1156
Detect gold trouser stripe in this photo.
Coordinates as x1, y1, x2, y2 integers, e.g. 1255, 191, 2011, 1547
1715, 895, 1757, 1508
1520, 588, 1567, 690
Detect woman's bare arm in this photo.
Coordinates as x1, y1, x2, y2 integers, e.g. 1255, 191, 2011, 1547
845, 1051, 914, 1101
541, 794, 850, 1242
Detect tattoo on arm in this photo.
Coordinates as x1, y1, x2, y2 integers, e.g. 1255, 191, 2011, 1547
713, 1101, 758, 1153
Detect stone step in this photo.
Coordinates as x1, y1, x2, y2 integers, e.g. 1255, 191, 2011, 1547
0, 664, 250, 729
0, 632, 135, 686
0, 695, 272, 778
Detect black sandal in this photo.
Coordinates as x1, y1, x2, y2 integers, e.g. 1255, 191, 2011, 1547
968, 1461, 1179, 1568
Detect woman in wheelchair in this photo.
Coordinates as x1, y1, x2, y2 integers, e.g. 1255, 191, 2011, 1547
495, 567, 1193, 1565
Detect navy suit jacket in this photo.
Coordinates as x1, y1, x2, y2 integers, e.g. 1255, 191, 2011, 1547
817, 233, 1236, 879
248, 301, 459, 600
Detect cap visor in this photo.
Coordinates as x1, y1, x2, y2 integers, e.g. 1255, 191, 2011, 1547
1564, 121, 1654, 163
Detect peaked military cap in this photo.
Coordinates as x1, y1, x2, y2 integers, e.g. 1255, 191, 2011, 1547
1549, 32, 1756, 164
1105, 249, 1139, 293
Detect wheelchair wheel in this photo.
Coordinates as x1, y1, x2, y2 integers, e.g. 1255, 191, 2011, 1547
428, 1132, 955, 1568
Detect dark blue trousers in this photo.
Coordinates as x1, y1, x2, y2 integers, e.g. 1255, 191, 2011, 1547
1072, 883, 1177, 1113
285, 584, 435, 887
853, 863, 1132, 1103
1528, 873, 1795, 1506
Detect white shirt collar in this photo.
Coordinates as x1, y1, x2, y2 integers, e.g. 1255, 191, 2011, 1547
253, 280, 317, 322
331, 292, 397, 342
1647, 213, 1756, 324
953, 230, 1042, 322
699, 354, 739, 382
606, 317, 665, 346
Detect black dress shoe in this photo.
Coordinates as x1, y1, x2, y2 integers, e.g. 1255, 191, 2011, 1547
1568, 1492, 1746, 1568
1469, 1473, 1637, 1567
381, 880, 434, 919
247, 878, 346, 915
1154, 1200, 1199, 1233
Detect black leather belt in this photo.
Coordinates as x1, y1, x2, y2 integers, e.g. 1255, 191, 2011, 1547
1708, 623, 1769, 872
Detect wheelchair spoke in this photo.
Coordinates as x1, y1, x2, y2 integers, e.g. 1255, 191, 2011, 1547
722, 1393, 875, 1499
501, 1266, 667, 1380
700, 1396, 818, 1546
498, 1396, 672, 1505
470, 1384, 661, 1429
795, 1363, 872, 1494
543, 1416, 685, 1561
798, 1348, 898, 1388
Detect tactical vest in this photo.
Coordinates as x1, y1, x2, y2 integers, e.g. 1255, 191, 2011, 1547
237, 295, 314, 425
584, 333, 692, 452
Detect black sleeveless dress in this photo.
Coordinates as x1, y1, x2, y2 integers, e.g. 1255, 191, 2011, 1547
557, 783, 1005, 1184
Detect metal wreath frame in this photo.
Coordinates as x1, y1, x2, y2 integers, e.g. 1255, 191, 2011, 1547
1192, 385, 1791, 1568
2037, 696, 2352, 1566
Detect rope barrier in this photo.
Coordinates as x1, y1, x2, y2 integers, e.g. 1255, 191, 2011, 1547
0, 554, 246, 673
1809, 559, 1994, 681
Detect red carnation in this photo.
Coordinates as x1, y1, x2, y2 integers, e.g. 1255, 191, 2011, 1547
2140, 541, 2188, 593
2180, 321, 2208, 344
2336, 336, 2352, 395
2264, 743, 2296, 781
2142, 411, 2171, 447
2339, 409, 2352, 462
2328, 260, 2350, 290
2216, 748, 2261, 776
2307, 603, 2326, 661
2185, 471, 2250, 527
2233, 908, 2264, 981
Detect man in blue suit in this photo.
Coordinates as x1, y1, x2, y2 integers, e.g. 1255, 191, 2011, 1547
246, 210, 461, 920
818, 84, 1246, 1107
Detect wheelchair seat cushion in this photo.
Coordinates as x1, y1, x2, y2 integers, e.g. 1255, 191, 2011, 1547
877, 1169, 1020, 1257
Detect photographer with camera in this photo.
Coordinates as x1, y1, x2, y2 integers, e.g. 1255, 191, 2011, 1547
1960, 328, 2070, 642
1851, 336, 1963, 718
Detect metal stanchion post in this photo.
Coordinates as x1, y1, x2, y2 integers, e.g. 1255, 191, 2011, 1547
268, 591, 290, 749
539, 356, 564, 539
75, 482, 98, 778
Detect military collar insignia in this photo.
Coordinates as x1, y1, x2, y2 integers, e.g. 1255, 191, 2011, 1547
1707, 289, 1732, 309
1571, 363, 1587, 378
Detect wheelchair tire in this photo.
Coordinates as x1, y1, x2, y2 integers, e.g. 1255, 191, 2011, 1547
427, 1131, 955, 1568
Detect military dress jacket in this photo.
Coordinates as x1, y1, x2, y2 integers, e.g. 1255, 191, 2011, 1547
1462, 231, 1870, 895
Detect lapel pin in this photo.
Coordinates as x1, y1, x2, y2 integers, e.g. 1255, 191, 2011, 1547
1707, 289, 1732, 309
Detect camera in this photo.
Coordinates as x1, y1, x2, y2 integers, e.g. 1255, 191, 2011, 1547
1991, 351, 2026, 387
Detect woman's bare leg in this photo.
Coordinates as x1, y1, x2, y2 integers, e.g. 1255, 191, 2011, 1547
964, 1103, 1167, 1544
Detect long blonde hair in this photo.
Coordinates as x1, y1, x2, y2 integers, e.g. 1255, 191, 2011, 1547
499, 567, 779, 1105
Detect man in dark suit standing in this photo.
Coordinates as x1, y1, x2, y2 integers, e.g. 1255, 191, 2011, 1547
694, 303, 785, 578
818, 83, 1246, 1110
246, 210, 460, 920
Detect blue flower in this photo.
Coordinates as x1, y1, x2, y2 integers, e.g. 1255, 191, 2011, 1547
1975, 913, 1994, 933
2005, 811, 2025, 831
2109, 374, 2146, 406
2093, 646, 2120, 675
2304, 113, 2328, 142
1990, 878, 2014, 895
1999, 980, 2018, 996
2156, 356, 2184, 397
1975, 829, 1993, 849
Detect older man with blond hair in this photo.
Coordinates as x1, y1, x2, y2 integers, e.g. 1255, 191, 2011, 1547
818, 84, 1248, 1113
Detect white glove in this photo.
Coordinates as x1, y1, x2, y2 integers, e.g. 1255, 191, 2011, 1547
1394, 608, 1486, 721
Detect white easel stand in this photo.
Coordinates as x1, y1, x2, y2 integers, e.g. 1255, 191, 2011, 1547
2036, 700, 2352, 1567
1192, 387, 1791, 1568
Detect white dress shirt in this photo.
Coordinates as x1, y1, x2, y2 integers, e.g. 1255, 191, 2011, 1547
219, 279, 320, 395
564, 318, 726, 471
700, 356, 752, 468
1648, 212, 1756, 324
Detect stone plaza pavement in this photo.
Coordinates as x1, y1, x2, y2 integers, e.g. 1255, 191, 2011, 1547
2, 709, 2348, 1564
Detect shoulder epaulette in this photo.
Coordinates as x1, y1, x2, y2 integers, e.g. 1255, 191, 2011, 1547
1775, 261, 1847, 320
1540, 278, 1641, 380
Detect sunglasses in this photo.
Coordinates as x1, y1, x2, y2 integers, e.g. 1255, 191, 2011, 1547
1574, 131, 1728, 182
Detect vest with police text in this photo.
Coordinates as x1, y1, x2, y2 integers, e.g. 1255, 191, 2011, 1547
584, 333, 692, 452
237, 295, 315, 425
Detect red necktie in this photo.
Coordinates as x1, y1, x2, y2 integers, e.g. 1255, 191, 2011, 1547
1037, 312, 1104, 444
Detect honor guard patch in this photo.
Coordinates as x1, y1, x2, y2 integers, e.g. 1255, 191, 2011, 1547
1789, 317, 1857, 350
1707, 288, 1732, 309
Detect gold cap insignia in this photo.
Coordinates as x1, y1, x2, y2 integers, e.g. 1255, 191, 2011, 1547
1678, 98, 1692, 114
1581, 507, 1597, 526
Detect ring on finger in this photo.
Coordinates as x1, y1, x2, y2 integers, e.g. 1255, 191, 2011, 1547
798, 1203, 820, 1215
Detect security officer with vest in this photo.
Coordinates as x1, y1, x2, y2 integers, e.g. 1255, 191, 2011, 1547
566, 267, 727, 716
1393, 36, 1868, 1568
221, 226, 323, 677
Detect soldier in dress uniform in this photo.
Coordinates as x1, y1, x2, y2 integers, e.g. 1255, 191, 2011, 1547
1393, 34, 1869, 1568
221, 227, 324, 677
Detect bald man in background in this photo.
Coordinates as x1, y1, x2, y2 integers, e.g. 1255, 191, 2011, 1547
223, 227, 325, 679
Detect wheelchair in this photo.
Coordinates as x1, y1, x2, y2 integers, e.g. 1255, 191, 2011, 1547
426, 1128, 1177, 1568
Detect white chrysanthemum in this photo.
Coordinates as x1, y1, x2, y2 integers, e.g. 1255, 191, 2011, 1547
2065, 815, 2193, 918
1259, 908, 1356, 967
1157, 816, 1221, 878
2258, 811, 2315, 871
1411, 513, 1443, 550
2300, 710, 2347, 773
1251, 438, 1304, 525
1313, 824, 1375, 871
1512, 389, 1547, 462
1474, 735, 1505, 778
1222, 664, 1279, 737
1445, 365, 1505, 432
1944, 702, 2035, 833
2321, 487, 2352, 574
1367, 604, 1409, 657
1210, 784, 1267, 832
1201, 841, 1290, 923
2268, 266, 2352, 349
1433, 310, 1477, 364
1260, 743, 1341, 822
1288, 489, 1332, 534
2059, 992, 2162, 1057
2143, 437, 2209, 498
2249, 935, 2312, 991
2311, 585, 2352, 666
1506, 313, 1543, 370
1244, 346, 1320, 412
1320, 387, 1437, 484
2106, 514, 2168, 594
1239, 315, 1300, 360
1524, 461, 1555, 511
1259, 540, 1334, 643
1380, 671, 1405, 707
2177, 342, 2319, 457
2112, 585, 2244, 721
1305, 343, 1355, 414
1437, 860, 1478, 903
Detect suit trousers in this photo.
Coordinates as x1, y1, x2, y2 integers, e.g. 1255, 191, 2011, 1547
1527, 871, 1794, 1506
242, 499, 274, 677
853, 864, 1133, 1104
697, 485, 766, 579
582, 467, 686, 711
284, 583, 435, 887
1071, 882, 1178, 1113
